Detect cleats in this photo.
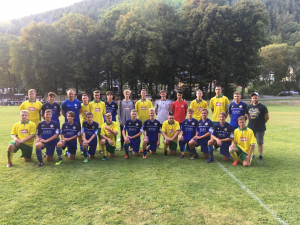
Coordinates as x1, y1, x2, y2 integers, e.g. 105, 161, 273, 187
6, 162, 12, 168
84, 157, 88, 163
259, 155, 264, 161
206, 157, 214, 163
252, 154, 255, 159
80, 151, 84, 155
124, 155, 129, 159
191, 154, 198, 160
99, 150, 103, 154
64, 151, 68, 156
37, 162, 43, 167
44, 152, 47, 157
179, 154, 185, 159
55, 160, 62, 165
102, 156, 107, 161
143, 155, 146, 159
232, 160, 239, 166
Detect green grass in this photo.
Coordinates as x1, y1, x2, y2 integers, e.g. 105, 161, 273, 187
0, 106, 299, 224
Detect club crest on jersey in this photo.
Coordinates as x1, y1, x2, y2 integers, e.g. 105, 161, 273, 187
136, 123, 139, 126
224, 128, 227, 131
205, 123, 208, 125
28, 107, 35, 111
73, 126, 76, 129
154, 123, 157, 125
240, 137, 247, 142
54, 106, 57, 109
50, 124, 54, 128
112, 105, 115, 107
185, 122, 187, 124
181, 105, 184, 108
92, 126, 95, 128
239, 105, 243, 108
21, 129, 28, 134
192, 122, 195, 125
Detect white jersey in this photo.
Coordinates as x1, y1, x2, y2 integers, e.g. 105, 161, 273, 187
155, 99, 172, 124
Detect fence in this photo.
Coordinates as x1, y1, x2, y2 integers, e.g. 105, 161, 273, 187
260, 101, 300, 106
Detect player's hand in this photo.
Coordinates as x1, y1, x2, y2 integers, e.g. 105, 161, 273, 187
216, 139, 222, 146
83, 139, 89, 144
105, 125, 110, 130
246, 155, 251, 162
178, 136, 182, 141
144, 135, 148, 139
15, 139, 21, 146
120, 122, 123, 126
108, 140, 114, 146
157, 141, 160, 147
230, 144, 235, 149
61, 139, 66, 143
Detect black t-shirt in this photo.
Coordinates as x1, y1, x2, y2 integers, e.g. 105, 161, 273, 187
246, 103, 268, 132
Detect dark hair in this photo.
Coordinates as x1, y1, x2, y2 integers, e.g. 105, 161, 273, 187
177, 90, 183, 95
106, 91, 114, 96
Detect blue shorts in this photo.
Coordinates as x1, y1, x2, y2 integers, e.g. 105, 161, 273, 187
179, 137, 191, 150
214, 142, 230, 157
88, 145, 97, 156
65, 141, 77, 155
129, 138, 140, 153
193, 139, 209, 154
42, 138, 58, 156
144, 137, 157, 152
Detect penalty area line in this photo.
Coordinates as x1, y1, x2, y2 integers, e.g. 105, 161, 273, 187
215, 160, 288, 225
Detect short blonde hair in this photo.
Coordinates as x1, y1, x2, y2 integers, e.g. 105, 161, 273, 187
233, 92, 241, 96
28, 89, 36, 94
20, 110, 29, 115
106, 112, 112, 117
131, 109, 137, 113
149, 108, 155, 112
45, 109, 52, 114
123, 89, 131, 94
93, 90, 100, 94
67, 89, 75, 95
187, 108, 194, 113
201, 108, 208, 114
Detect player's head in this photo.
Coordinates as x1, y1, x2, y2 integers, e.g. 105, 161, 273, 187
201, 108, 208, 119
82, 93, 89, 103
141, 89, 147, 98
238, 116, 246, 129
67, 89, 75, 100
187, 108, 194, 118
196, 90, 203, 99
149, 108, 155, 117
168, 113, 175, 123
106, 91, 114, 100
47, 92, 56, 103
86, 112, 93, 122
123, 89, 131, 98
177, 90, 183, 100
130, 109, 137, 120
215, 85, 222, 97
251, 92, 259, 104
105, 112, 112, 123
233, 92, 241, 103
28, 89, 36, 100
159, 90, 166, 98
219, 112, 227, 122
66, 111, 75, 122
20, 110, 29, 121
93, 90, 101, 101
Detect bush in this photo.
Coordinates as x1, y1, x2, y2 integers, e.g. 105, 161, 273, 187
257, 85, 273, 95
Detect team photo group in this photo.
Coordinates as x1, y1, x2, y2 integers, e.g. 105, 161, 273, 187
6, 86, 269, 168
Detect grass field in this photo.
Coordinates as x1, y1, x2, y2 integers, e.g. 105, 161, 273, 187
0, 106, 299, 224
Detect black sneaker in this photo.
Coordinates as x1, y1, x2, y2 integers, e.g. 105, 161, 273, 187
37, 162, 43, 167
259, 155, 264, 161
44, 153, 47, 157
252, 154, 255, 159
191, 154, 198, 160
179, 154, 185, 159
164, 151, 167, 156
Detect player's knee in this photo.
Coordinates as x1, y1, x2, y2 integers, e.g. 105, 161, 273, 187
35, 143, 42, 149
229, 148, 236, 154
208, 140, 214, 145
83, 143, 88, 149
101, 139, 106, 145
23, 158, 31, 162
243, 160, 251, 167
8, 144, 15, 151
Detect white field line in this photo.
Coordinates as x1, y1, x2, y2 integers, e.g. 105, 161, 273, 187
216, 160, 288, 225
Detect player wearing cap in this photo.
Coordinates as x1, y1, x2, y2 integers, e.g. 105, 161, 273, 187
228, 92, 248, 130
246, 92, 269, 161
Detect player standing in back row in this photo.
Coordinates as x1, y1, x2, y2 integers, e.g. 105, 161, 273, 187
171, 90, 188, 126
190, 89, 208, 121
155, 90, 172, 128
105, 91, 118, 122
209, 85, 229, 125
135, 89, 153, 124
228, 92, 247, 130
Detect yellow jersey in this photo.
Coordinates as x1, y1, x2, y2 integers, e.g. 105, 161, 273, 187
100, 121, 118, 146
11, 120, 36, 146
161, 120, 181, 142
88, 100, 106, 127
233, 127, 256, 154
209, 95, 229, 122
81, 103, 90, 123
19, 100, 42, 126
190, 99, 208, 120
135, 99, 153, 124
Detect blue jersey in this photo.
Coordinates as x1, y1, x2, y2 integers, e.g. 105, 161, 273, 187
212, 122, 233, 146
61, 121, 81, 146
105, 101, 118, 122
197, 118, 214, 141
181, 118, 199, 141
123, 119, 143, 143
61, 99, 82, 125
37, 121, 60, 146
228, 101, 248, 129
143, 119, 161, 142
41, 102, 61, 127
82, 121, 99, 146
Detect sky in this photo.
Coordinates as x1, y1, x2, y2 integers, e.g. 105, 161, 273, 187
0, 0, 83, 22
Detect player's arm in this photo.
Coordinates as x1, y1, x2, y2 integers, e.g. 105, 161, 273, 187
157, 132, 161, 146
178, 130, 184, 141
62, 110, 65, 117
197, 131, 211, 140
16, 135, 35, 145
211, 134, 221, 146
101, 134, 113, 144
64, 134, 78, 142
265, 113, 269, 123
82, 131, 87, 141
36, 134, 41, 142
122, 129, 127, 139
246, 144, 255, 162
160, 130, 169, 140
155, 101, 158, 115
131, 132, 142, 139
104, 126, 118, 136
220, 137, 233, 142
43, 134, 59, 143
170, 130, 180, 141
79, 108, 82, 114
228, 114, 231, 118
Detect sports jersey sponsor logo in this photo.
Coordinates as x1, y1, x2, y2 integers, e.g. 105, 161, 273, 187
54, 106, 57, 109
28, 107, 35, 111
168, 129, 174, 133
141, 107, 146, 110
216, 102, 221, 106
197, 107, 202, 111
108, 131, 111, 134
94, 108, 101, 112
21, 129, 28, 134
84, 110, 88, 115
125, 106, 130, 110
240, 137, 247, 142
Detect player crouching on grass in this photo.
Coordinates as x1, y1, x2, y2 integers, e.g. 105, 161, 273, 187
82, 112, 99, 162
229, 116, 256, 167
6, 110, 36, 168
122, 109, 143, 158
100, 113, 119, 158
206, 112, 234, 163
161, 113, 181, 156
188, 108, 213, 159
35, 110, 60, 167
142, 108, 161, 157
56, 111, 81, 164
178, 108, 199, 159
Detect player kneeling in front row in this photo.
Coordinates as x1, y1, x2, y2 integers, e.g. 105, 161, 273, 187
207, 112, 234, 163
82, 112, 99, 162
142, 108, 161, 158
188, 108, 213, 159
101, 113, 118, 158
122, 109, 143, 158
161, 113, 181, 156
35, 110, 60, 167
229, 116, 256, 167
178, 108, 199, 159
56, 111, 81, 164
6, 110, 36, 167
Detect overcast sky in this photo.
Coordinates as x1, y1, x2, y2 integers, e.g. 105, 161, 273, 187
0, 0, 83, 22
